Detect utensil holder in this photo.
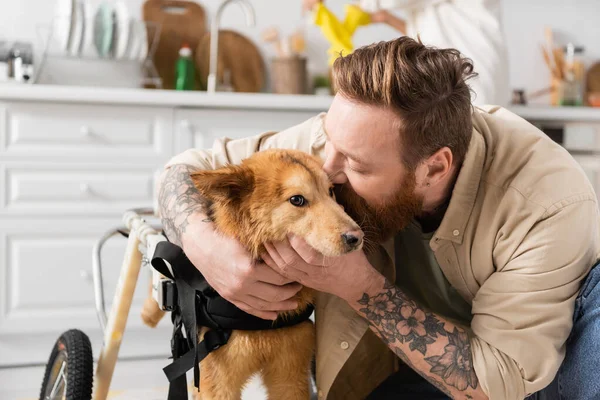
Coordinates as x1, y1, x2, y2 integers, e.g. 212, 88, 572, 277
270, 56, 307, 95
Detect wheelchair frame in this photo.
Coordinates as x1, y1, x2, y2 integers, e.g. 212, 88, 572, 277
90, 208, 170, 400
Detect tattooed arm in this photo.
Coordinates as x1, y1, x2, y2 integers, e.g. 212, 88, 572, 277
156, 164, 210, 246
351, 275, 488, 400
156, 164, 301, 320
259, 234, 489, 399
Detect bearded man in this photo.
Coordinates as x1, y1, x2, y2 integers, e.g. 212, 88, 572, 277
157, 37, 600, 400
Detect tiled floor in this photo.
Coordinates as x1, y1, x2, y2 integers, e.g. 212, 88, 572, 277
0, 357, 270, 400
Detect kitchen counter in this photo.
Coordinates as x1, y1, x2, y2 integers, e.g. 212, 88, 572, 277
0, 84, 333, 112
2, 84, 600, 122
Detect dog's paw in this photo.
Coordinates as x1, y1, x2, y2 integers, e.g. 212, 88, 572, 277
140, 297, 165, 328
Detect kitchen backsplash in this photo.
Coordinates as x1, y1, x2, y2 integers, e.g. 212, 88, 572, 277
0, 0, 598, 94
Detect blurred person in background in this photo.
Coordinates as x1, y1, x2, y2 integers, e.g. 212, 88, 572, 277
305, 0, 510, 106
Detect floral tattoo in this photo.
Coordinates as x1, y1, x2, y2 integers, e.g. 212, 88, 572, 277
358, 279, 478, 395
157, 165, 210, 246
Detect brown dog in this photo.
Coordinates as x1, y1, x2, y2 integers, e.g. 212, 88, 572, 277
142, 149, 364, 399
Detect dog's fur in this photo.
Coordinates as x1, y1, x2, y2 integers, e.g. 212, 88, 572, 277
142, 149, 363, 399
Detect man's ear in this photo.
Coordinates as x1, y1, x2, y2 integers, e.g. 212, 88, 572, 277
424, 147, 453, 185
190, 165, 254, 203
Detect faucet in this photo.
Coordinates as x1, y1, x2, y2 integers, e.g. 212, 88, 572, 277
207, 0, 256, 93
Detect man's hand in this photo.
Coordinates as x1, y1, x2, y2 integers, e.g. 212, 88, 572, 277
180, 216, 303, 320
302, 0, 322, 12
262, 234, 384, 302
370, 9, 407, 33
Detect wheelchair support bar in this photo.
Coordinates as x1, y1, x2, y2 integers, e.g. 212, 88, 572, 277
91, 208, 161, 400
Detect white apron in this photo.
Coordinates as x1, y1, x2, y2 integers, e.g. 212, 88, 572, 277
360, 0, 510, 106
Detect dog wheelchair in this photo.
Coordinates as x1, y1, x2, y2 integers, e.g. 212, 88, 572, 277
39, 208, 169, 400
39, 207, 316, 400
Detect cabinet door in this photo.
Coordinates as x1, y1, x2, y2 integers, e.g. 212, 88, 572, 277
0, 217, 171, 366
174, 108, 318, 154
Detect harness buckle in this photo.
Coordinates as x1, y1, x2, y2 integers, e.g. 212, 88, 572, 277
153, 270, 177, 312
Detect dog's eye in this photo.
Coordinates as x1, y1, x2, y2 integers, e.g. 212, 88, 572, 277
329, 187, 335, 198
289, 195, 306, 207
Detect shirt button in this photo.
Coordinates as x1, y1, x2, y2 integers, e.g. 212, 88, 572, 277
452, 229, 460, 236
340, 341, 349, 350
318, 390, 324, 399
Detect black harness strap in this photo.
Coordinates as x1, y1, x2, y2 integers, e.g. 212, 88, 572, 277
166, 312, 190, 400
151, 240, 314, 400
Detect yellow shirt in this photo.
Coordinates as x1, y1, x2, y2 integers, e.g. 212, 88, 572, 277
161, 106, 600, 400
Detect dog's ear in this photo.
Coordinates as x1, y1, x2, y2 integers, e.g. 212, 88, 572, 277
190, 165, 253, 203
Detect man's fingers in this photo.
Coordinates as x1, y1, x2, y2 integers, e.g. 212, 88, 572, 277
250, 281, 303, 303
266, 240, 302, 268
230, 299, 278, 321
288, 234, 328, 266
253, 262, 294, 286
264, 242, 285, 266
262, 250, 306, 282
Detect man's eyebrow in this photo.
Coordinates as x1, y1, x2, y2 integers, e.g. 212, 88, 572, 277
322, 124, 367, 165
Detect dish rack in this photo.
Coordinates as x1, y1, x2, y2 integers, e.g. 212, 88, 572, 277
32, 16, 163, 88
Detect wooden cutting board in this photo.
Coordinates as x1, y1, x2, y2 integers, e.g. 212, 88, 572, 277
195, 30, 265, 93
142, 0, 206, 89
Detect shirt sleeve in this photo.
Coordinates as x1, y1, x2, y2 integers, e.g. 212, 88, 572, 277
470, 199, 599, 399
163, 113, 326, 171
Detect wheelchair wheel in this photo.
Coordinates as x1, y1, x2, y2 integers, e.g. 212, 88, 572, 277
39, 329, 93, 400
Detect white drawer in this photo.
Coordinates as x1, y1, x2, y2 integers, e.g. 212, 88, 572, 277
0, 163, 158, 216
0, 102, 172, 160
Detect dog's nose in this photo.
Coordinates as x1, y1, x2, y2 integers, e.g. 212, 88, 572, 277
342, 230, 363, 249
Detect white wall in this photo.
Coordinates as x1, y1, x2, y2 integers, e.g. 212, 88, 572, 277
1, 0, 599, 99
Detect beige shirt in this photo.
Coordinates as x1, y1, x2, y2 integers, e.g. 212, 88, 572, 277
162, 106, 600, 400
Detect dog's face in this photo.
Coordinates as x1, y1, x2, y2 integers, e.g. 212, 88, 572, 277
191, 149, 363, 259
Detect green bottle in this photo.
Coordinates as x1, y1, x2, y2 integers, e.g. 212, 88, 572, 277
175, 43, 196, 91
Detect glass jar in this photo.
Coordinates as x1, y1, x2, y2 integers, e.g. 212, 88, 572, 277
559, 43, 585, 107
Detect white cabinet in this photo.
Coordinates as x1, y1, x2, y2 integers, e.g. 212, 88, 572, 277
174, 108, 317, 153
0, 101, 175, 366
0, 99, 320, 367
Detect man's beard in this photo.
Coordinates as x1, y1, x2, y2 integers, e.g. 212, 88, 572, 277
333, 171, 422, 251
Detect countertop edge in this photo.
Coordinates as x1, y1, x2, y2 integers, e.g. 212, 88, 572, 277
2, 84, 600, 122
0, 84, 334, 111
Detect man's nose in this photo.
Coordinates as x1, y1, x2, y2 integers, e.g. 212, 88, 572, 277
323, 157, 348, 184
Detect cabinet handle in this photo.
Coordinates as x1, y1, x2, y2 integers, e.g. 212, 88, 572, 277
80, 126, 93, 138
80, 269, 92, 283
180, 119, 192, 131
80, 183, 92, 195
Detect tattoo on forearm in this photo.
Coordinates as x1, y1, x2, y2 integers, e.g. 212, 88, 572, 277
157, 165, 210, 245
358, 280, 479, 395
